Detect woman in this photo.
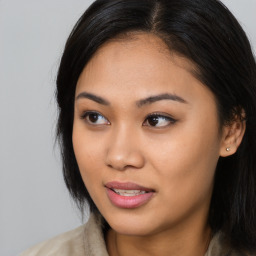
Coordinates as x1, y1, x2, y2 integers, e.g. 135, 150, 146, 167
21, 0, 256, 255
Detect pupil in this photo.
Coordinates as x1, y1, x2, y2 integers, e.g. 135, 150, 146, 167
148, 116, 159, 126
89, 113, 98, 122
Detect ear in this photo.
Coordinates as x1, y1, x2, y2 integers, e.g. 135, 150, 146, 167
219, 111, 246, 157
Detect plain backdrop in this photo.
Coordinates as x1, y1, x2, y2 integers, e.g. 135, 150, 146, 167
0, 1, 255, 255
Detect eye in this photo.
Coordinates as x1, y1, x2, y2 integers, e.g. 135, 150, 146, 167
143, 113, 176, 128
81, 111, 110, 125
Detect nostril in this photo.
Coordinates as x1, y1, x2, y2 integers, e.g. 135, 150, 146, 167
106, 162, 128, 171
105, 140, 145, 170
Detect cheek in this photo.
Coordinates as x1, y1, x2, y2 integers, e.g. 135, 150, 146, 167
149, 120, 220, 203
72, 126, 106, 206
72, 123, 104, 180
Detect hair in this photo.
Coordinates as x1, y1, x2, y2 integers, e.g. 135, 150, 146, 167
56, 0, 256, 252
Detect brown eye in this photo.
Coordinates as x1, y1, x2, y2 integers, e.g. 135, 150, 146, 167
82, 111, 110, 125
88, 113, 99, 123
143, 114, 176, 128
147, 116, 160, 126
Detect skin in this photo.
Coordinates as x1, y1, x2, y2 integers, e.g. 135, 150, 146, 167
72, 33, 245, 256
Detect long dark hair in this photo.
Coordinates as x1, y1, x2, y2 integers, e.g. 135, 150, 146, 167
56, 0, 256, 252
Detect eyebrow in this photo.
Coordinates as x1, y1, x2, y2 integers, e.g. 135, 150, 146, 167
75, 91, 187, 107
76, 92, 110, 105
136, 93, 188, 107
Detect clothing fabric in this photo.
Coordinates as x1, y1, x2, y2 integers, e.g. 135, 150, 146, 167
20, 213, 249, 256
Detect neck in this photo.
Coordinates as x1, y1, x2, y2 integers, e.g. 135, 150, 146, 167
106, 215, 212, 256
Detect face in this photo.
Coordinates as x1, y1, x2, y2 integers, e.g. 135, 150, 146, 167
73, 33, 225, 236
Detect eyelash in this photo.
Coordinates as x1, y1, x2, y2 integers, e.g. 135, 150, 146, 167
143, 113, 177, 128
80, 111, 110, 125
80, 111, 177, 128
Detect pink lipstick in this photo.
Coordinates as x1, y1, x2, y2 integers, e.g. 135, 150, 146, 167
105, 181, 154, 209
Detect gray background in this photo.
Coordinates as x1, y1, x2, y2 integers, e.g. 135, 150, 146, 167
0, 1, 255, 255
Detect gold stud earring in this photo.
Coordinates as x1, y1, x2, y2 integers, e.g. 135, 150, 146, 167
226, 147, 230, 152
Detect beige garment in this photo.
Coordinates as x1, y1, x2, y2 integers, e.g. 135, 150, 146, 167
20, 213, 249, 256
20, 214, 108, 256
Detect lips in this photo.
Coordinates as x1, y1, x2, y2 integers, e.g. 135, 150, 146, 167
105, 181, 155, 209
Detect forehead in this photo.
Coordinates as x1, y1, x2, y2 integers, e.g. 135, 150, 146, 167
96, 32, 171, 60
76, 33, 200, 93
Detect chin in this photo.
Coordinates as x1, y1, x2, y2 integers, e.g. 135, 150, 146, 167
110, 222, 153, 237
103, 211, 163, 237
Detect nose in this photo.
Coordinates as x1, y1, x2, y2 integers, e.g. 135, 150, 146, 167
105, 126, 145, 171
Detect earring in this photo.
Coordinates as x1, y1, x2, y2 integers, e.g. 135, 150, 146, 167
226, 147, 230, 152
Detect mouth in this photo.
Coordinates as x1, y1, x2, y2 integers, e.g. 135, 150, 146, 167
105, 181, 155, 208
110, 189, 148, 196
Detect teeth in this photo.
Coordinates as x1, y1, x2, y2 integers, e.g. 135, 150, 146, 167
112, 189, 147, 196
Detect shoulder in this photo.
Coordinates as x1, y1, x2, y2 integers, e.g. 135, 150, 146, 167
19, 213, 109, 256
19, 225, 85, 256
